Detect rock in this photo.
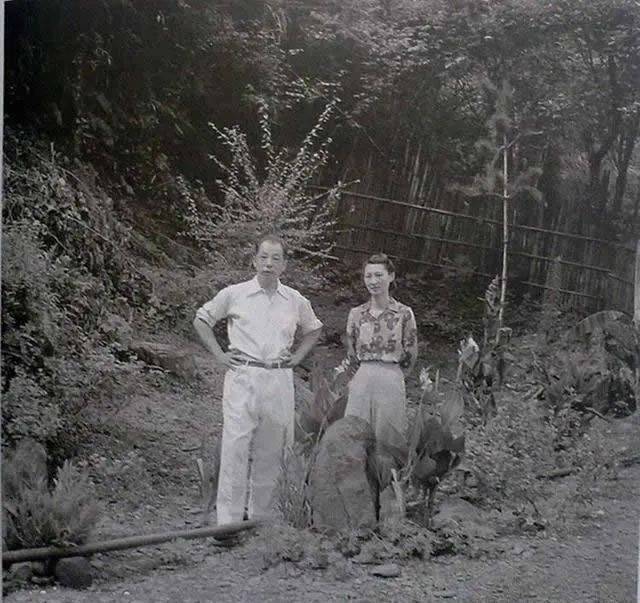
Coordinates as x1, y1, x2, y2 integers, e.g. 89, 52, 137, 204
309, 549, 329, 569
54, 557, 93, 589
309, 416, 376, 532
30, 561, 50, 577
99, 312, 132, 346
130, 341, 198, 380
370, 563, 401, 578
8, 562, 33, 584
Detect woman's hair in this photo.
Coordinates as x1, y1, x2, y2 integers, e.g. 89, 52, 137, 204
363, 252, 395, 274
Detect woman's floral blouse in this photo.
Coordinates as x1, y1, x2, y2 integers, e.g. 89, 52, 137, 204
346, 298, 418, 369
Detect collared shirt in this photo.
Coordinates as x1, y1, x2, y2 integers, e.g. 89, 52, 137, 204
346, 298, 418, 368
195, 276, 323, 362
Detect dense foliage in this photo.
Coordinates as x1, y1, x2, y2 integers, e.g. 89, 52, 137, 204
2, 132, 147, 464
6, 0, 640, 242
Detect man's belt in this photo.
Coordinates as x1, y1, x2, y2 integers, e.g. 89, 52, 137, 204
239, 359, 288, 369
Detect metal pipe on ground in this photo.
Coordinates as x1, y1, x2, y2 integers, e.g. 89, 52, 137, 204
3, 520, 262, 565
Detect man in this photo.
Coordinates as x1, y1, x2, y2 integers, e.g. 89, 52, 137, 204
193, 234, 323, 525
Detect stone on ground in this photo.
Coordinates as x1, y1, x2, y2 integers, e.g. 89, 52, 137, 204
130, 341, 198, 380
370, 563, 401, 578
54, 556, 93, 589
309, 416, 376, 532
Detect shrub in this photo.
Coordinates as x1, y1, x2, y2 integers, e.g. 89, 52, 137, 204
3, 439, 100, 550
183, 100, 342, 263
2, 371, 62, 443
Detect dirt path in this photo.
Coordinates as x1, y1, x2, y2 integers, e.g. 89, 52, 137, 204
5, 338, 640, 602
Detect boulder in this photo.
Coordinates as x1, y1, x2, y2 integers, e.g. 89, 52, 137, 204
130, 341, 198, 380
54, 556, 93, 589
309, 416, 376, 532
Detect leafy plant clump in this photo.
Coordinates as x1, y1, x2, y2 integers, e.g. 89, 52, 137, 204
394, 374, 466, 527
3, 439, 100, 550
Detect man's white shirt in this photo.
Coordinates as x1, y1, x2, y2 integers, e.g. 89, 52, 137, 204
196, 276, 322, 362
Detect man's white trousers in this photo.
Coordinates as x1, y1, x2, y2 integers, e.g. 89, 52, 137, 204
216, 366, 294, 525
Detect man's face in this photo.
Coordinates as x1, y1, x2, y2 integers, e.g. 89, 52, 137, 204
253, 241, 287, 283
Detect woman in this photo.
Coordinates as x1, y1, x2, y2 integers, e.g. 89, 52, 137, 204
344, 253, 418, 455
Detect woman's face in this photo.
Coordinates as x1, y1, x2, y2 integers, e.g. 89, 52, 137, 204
363, 263, 394, 296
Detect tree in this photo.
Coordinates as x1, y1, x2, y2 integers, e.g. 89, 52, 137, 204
464, 79, 542, 338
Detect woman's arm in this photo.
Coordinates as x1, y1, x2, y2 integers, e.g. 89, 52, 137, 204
336, 309, 359, 376
400, 307, 419, 375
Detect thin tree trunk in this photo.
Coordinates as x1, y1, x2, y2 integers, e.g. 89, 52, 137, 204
497, 133, 508, 341
613, 111, 640, 215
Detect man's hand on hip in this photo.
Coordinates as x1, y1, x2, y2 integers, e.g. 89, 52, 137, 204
278, 350, 299, 368
216, 352, 242, 370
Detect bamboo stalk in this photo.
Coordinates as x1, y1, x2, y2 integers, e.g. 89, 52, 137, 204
510, 250, 614, 275
343, 223, 493, 251
335, 244, 603, 303
608, 272, 634, 287
330, 188, 635, 250
333, 245, 496, 277
2, 520, 261, 565
519, 280, 601, 301
340, 224, 625, 277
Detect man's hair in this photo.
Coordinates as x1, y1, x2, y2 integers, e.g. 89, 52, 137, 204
363, 252, 395, 274
254, 233, 288, 257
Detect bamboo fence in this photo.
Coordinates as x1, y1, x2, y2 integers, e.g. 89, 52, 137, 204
331, 189, 636, 314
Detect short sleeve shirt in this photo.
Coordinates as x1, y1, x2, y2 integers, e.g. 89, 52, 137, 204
195, 277, 322, 362
346, 298, 418, 368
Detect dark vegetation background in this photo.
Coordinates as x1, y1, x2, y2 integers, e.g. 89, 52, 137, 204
6, 0, 640, 232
